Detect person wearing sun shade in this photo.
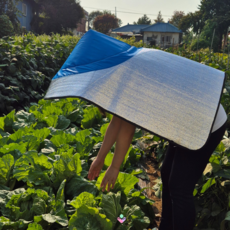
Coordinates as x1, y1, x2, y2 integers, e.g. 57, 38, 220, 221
44, 29, 227, 230
88, 104, 227, 230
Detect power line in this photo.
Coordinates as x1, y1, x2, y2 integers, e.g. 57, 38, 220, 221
82, 6, 171, 17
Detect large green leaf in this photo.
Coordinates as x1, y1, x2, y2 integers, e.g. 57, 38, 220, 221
9, 127, 50, 143
34, 182, 68, 227
0, 216, 31, 230
55, 115, 71, 130
70, 192, 96, 209
100, 123, 109, 136
214, 169, 230, 179
104, 152, 114, 169
32, 128, 50, 141
13, 151, 52, 186
67, 109, 82, 122
27, 222, 44, 230
215, 142, 226, 153
50, 151, 82, 189
5, 188, 52, 222
66, 175, 98, 199
96, 172, 139, 196
69, 205, 113, 230
121, 204, 150, 230
200, 178, 216, 193
75, 129, 94, 155
41, 139, 56, 155
0, 143, 27, 158
0, 117, 4, 131
49, 180, 68, 227
81, 106, 102, 129
100, 191, 122, 229
50, 132, 75, 147
56, 179, 66, 202
0, 188, 26, 217
12, 111, 36, 130
0, 154, 14, 185
4, 110, 15, 133
127, 189, 155, 223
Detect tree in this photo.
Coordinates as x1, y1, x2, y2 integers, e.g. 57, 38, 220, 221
31, 0, 84, 34
199, 0, 230, 50
133, 14, 151, 25
0, 14, 14, 37
88, 10, 103, 28
93, 14, 119, 34
190, 20, 219, 51
154, 11, 165, 23
168, 11, 185, 28
89, 10, 122, 29
178, 11, 205, 34
182, 30, 194, 44
0, 0, 21, 31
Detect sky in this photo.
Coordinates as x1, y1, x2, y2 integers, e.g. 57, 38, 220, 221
80, 0, 201, 26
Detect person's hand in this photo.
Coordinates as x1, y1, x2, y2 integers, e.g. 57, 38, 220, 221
100, 165, 119, 192
88, 157, 105, 181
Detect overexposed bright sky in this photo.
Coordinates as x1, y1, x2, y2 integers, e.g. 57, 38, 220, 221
80, 0, 201, 26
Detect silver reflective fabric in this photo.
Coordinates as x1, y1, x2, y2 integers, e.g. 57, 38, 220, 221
45, 48, 225, 150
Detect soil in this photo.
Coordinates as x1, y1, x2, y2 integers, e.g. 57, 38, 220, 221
137, 151, 163, 229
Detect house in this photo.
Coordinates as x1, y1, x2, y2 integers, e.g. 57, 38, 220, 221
112, 22, 183, 47
141, 22, 182, 47
16, 0, 37, 31
73, 10, 89, 36
111, 24, 147, 41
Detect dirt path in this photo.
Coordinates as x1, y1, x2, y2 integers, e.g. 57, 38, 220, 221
137, 152, 162, 228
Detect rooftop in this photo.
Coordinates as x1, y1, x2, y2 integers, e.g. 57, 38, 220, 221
112, 24, 150, 33
112, 22, 182, 34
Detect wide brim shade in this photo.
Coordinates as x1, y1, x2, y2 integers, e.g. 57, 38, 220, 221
45, 48, 225, 150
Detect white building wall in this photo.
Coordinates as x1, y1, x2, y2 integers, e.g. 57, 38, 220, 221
143, 32, 180, 47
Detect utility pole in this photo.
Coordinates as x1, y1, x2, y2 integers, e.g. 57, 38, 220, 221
115, 7, 117, 18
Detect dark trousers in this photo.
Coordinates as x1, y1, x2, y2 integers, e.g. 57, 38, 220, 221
159, 122, 227, 230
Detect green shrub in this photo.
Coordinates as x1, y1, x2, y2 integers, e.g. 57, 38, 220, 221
0, 33, 80, 115
0, 15, 14, 38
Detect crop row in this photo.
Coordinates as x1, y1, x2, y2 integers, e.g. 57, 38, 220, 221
0, 98, 156, 230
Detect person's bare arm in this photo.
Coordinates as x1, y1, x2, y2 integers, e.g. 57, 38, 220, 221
97, 116, 122, 160
111, 120, 136, 169
100, 120, 136, 192
88, 115, 122, 181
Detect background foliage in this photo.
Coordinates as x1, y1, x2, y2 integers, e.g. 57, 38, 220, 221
0, 14, 14, 38
93, 14, 119, 34
0, 0, 22, 33
31, 0, 84, 35
89, 10, 122, 29
133, 14, 151, 25
0, 33, 80, 115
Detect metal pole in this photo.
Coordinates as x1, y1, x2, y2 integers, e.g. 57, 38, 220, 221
196, 34, 199, 61
209, 28, 215, 61
227, 38, 230, 70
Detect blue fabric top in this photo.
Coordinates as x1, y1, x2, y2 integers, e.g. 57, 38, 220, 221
53, 29, 141, 79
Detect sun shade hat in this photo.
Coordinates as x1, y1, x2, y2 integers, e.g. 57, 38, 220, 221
44, 29, 226, 150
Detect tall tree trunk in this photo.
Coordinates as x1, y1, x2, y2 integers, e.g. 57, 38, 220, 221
218, 32, 223, 52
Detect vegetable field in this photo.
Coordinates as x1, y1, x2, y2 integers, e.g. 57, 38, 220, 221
0, 98, 155, 230
0, 33, 230, 229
